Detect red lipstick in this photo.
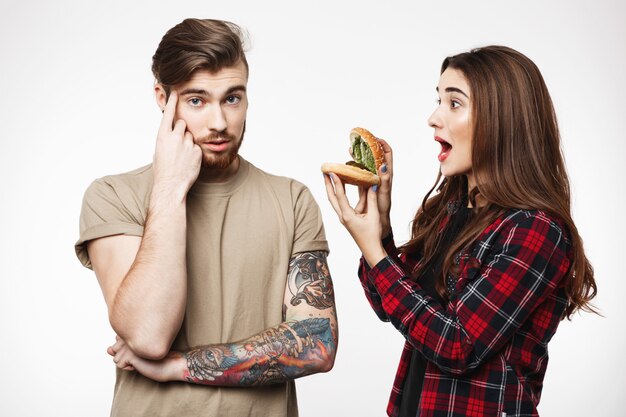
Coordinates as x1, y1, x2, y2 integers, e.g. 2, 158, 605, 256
435, 136, 452, 162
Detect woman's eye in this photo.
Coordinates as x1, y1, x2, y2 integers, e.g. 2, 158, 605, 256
226, 95, 241, 105
436, 98, 442, 105
451, 100, 461, 109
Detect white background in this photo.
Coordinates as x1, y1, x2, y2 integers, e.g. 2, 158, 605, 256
1, 0, 624, 416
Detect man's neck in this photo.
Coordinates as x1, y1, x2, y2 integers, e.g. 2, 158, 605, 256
196, 156, 241, 183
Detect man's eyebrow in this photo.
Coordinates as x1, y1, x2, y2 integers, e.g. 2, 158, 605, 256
179, 85, 247, 97
179, 88, 210, 96
226, 85, 247, 95
436, 86, 469, 99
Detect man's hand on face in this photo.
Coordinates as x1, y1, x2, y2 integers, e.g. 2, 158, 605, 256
152, 91, 202, 200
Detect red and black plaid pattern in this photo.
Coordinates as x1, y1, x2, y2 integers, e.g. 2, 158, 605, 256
358, 209, 571, 417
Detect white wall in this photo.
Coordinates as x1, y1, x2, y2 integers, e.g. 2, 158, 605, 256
1, 0, 624, 416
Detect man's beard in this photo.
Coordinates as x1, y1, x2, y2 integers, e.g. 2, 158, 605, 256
198, 124, 245, 169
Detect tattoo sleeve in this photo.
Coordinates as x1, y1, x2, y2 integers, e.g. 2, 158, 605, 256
287, 251, 334, 309
182, 251, 336, 386
184, 318, 335, 386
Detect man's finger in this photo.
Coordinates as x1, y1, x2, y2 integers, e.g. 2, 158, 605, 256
110, 338, 125, 355
172, 119, 187, 137
159, 91, 178, 134
183, 130, 194, 143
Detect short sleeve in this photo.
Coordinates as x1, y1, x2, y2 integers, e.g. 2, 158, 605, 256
74, 178, 145, 269
291, 183, 329, 256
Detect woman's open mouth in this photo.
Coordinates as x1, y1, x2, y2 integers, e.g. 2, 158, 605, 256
435, 137, 452, 162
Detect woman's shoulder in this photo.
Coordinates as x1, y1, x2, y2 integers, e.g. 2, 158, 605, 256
479, 208, 571, 246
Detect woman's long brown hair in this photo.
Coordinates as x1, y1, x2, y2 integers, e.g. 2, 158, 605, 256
400, 46, 597, 319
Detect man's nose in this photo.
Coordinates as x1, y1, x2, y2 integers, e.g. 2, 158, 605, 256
207, 105, 227, 132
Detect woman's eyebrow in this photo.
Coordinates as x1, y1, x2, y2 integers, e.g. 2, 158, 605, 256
436, 86, 469, 99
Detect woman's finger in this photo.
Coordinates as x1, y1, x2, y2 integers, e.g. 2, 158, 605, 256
324, 174, 343, 218
378, 163, 392, 195
367, 185, 380, 216
329, 173, 357, 217
355, 186, 368, 213
377, 138, 393, 171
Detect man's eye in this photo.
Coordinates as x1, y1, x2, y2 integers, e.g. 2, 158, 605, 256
189, 98, 203, 106
226, 95, 241, 105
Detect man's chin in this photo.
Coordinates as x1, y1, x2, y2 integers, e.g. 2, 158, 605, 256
199, 131, 244, 170
201, 152, 239, 170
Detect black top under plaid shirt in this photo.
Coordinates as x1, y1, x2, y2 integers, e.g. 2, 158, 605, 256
359, 207, 572, 417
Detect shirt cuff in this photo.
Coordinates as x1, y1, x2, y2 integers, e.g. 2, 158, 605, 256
367, 255, 404, 293
382, 230, 404, 260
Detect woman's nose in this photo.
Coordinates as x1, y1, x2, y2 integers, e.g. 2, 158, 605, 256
427, 108, 442, 129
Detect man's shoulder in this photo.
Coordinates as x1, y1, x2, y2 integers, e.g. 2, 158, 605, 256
84, 163, 153, 206
245, 159, 309, 193
94, 163, 153, 188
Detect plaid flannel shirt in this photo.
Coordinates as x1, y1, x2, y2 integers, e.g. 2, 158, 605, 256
359, 209, 571, 417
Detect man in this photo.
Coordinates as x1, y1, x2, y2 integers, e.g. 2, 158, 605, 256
75, 18, 337, 417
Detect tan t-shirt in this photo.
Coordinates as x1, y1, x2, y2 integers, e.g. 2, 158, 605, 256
75, 157, 329, 417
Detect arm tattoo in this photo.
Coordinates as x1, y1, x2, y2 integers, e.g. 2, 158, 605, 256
184, 318, 334, 386
287, 251, 334, 309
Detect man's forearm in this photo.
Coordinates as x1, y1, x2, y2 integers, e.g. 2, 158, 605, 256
110, 192, 188, 359
177, 317, 335, 386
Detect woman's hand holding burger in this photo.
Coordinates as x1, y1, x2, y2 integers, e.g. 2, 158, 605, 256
323, 128, 394, 267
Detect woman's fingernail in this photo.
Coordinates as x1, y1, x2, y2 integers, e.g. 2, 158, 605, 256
381, 164, 388, 174
372, 185, 378, 192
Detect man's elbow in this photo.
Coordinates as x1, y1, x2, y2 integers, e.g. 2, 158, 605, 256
318, 354, 336, 373
316, 340, 337, 373
126, 338, 171, 360
110, 319, 173, 360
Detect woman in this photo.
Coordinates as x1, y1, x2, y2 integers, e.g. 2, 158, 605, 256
324, 45, 597, 417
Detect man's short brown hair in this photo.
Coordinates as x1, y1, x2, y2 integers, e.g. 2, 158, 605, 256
151, 18, 248, 95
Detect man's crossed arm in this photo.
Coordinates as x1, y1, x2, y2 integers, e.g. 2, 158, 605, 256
107, 251, 338, 386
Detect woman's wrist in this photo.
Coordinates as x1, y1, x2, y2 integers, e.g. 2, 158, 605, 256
362, 245, 387, 269
380, 218, 392, 238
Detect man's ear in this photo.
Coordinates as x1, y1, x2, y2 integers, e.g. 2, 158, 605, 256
154, 83, 167, 112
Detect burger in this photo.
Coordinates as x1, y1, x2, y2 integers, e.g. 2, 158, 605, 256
321, 127, 384, 187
